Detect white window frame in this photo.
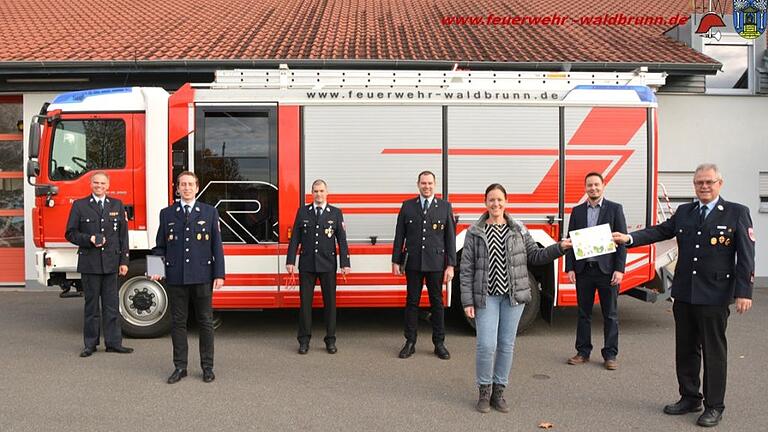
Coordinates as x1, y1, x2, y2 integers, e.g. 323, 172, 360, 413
703, 33, 755, 95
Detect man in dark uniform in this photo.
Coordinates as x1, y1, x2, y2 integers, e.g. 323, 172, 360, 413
286, 179, 351, 355
614, 163, 754, 428
65, 171, 133, 357
150, 171, 225, 384
392, 170, 456, 360
565, 172, 627, 370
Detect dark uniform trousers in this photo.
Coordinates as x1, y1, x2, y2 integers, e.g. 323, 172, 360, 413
287, 204, 350, 344
65, 195, 129, 349
168, 283, 214, 370
153, 201, 225, 371
392, 197, 457, 345
673, 301, 729, 410
566, 199, 626, 361
630, 197, 754, 411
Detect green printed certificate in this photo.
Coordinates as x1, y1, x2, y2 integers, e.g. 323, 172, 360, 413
569, 223, 617, 260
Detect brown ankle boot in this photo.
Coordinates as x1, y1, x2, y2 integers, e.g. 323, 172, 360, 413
491, 383, 509, 413
476, 384, 492, 413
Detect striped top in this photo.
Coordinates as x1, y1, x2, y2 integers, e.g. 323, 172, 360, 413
485, 223, 510, 296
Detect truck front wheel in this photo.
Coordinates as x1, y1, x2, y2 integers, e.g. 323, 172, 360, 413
118, 260, 172, 338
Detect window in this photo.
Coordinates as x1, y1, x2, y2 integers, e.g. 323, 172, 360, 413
195, 108, 278, 244
49, 120, 126, 180
703, 34, 754, 94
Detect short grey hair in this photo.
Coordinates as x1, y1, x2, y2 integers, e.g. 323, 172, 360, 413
694, 163, 721, 179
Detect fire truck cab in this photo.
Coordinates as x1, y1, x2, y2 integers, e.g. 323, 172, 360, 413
27, 66, 666, 337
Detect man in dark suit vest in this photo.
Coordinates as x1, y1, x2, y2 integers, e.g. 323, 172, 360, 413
150, 171, 225, 384
65, 171, 133, 357
286, 179, 351, 355
613, 163, 754, 428
565, 172, 627, 370
392, 171, 456, 360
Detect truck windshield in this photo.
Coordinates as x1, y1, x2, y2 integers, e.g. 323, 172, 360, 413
49, 119, 125, 180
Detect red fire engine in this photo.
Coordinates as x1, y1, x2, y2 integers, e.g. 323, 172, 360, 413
26, 67, 668, 337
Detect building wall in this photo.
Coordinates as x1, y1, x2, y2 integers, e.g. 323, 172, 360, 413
657, 94, 768, 281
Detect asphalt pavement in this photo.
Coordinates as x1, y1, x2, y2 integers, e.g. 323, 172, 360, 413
1, 288, 766, 432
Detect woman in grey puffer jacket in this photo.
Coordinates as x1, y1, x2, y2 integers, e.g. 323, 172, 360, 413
460, 184, 571, 413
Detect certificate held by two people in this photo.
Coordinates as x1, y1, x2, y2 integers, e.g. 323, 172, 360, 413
569, 223, 617, 260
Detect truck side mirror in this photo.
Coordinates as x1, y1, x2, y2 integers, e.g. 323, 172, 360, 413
28, 120, 41, 158
26, 159, 39, 185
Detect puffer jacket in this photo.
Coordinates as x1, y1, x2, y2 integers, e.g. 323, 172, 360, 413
460, 212, 565, 309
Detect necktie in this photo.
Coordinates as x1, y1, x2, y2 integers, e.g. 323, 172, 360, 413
184, 205, 190, 221
422, 199, 429, 214
698, 205, 707, 226
98, 200, 104, 214
316, 207, 322, 219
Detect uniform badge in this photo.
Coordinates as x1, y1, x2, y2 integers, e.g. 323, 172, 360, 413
748, 227, 755, 242
169, 234, 174, 241
205, 233, 209, 240
326, 228, 333, 238
433, 223, 437, 230
718, 236, 725, 244
197, 233, 202, 240
109, 211, 119, 217
710, 237, 717, 245
198, 220, 206, 225
724, 238, 731, 246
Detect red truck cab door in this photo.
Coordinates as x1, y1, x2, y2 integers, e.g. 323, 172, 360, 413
37, 113, 141, 245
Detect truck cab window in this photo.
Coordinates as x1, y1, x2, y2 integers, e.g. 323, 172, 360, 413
49, 120, 125, 180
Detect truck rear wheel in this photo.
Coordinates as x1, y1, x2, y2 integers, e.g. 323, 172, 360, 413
118, 259, 172, 338
517, 273, 541, 334
452, 268, 540, 334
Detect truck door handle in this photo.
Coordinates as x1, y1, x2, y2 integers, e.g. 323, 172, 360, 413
125, 205, 135, 221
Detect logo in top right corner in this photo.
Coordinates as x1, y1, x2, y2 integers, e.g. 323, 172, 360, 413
734, 0, 767, 39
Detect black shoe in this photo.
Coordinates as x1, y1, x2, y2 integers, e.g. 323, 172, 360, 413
202, 368, 215, 383
298, 342, 309, 355
398, 341, 416, 359
105, 345, 134, 354
434, 344, 451, 360
663, 398, 704, 415
697, 409, 723, 427
79, 346, 97, 357
167, 368, 187, 384
325, 341, 337, 354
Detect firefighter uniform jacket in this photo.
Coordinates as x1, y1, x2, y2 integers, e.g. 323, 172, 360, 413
630, 197, 755, 305
391, 197, 457, 272
286, 204, 350, 273
152, 201, 225, 286
65, 195, 129, 274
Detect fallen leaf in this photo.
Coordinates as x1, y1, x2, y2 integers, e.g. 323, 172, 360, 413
538, 421, 554, 429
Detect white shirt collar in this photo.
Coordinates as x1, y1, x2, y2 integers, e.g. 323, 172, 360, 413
181, 199, 196, 209
92, 194, 106, 204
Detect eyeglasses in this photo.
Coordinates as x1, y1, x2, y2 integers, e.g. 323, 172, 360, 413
693, 179, 721, 187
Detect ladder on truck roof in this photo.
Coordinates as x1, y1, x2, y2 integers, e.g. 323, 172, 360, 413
205, 65, 667, 91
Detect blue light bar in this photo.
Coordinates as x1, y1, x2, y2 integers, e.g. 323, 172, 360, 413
52, 87, 133, 104
573, 84, 656, 102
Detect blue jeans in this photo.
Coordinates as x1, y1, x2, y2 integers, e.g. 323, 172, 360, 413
475, 295, 525, 386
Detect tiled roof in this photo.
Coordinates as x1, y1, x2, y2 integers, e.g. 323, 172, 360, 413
0, 0, 717, 66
